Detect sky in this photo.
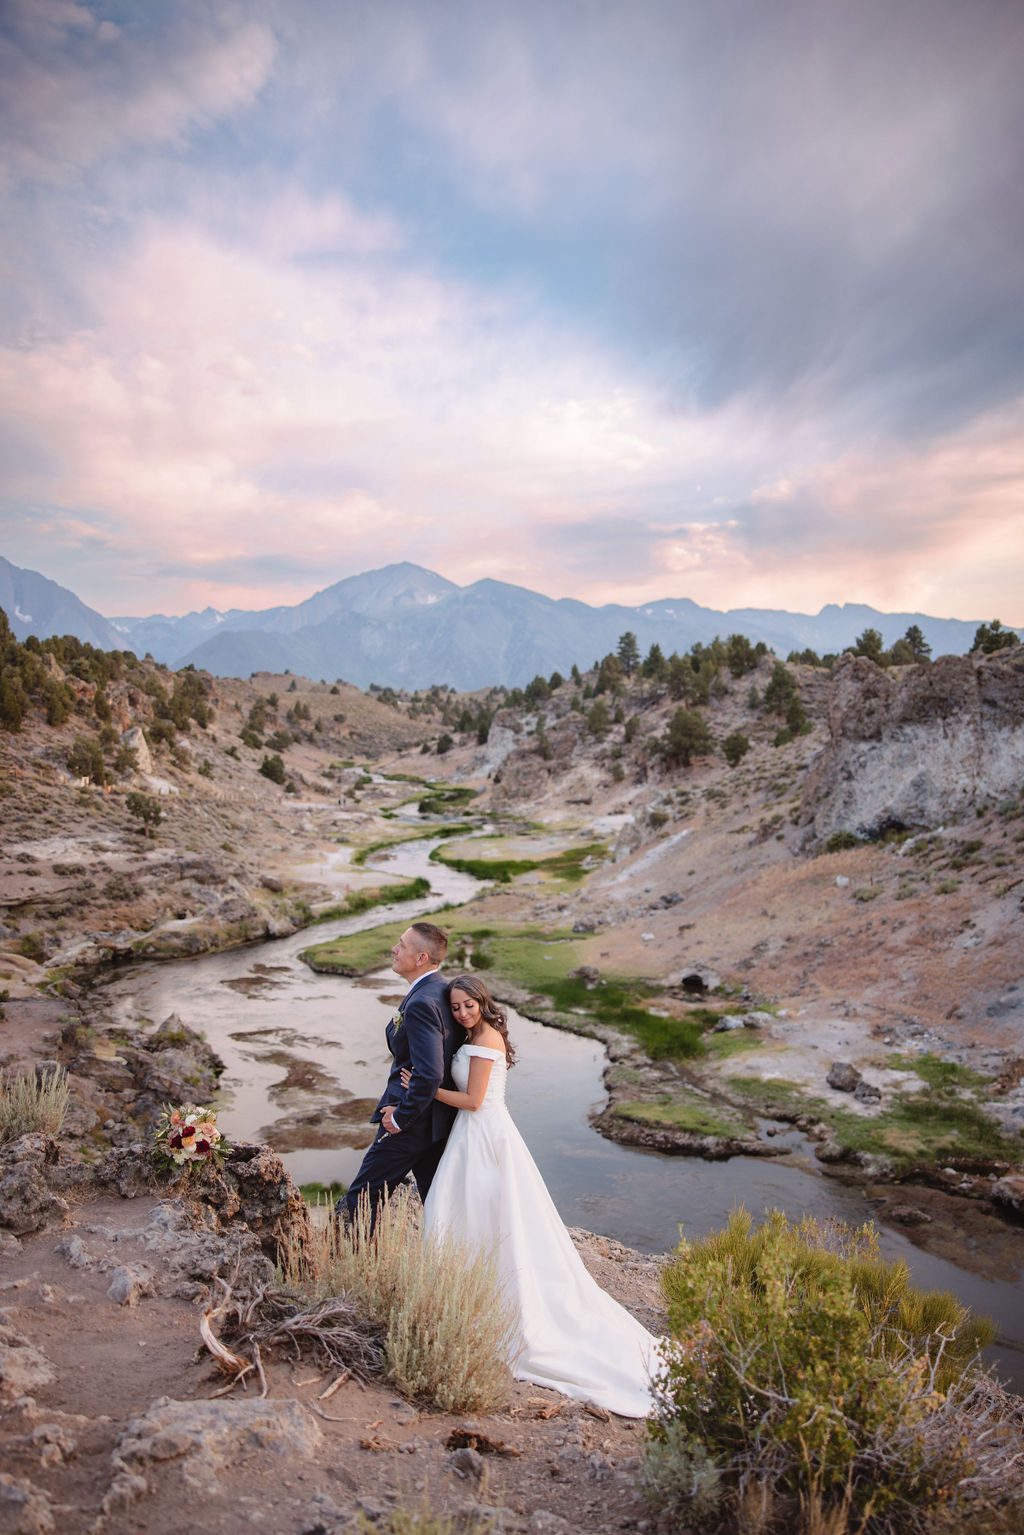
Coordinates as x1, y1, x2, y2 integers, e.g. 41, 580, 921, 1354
1, 0, 1022, 624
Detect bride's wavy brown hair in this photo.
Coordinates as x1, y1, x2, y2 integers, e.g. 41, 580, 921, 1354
447, 974, 516, 1068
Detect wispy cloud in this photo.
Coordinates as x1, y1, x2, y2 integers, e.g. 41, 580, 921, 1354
0, 0, 1022, 624
0, 0, 276, 181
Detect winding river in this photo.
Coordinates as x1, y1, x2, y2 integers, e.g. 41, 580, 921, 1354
90, 834, 1024, 1388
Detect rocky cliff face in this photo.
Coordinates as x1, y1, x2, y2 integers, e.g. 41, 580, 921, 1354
800, 648, 1024, 841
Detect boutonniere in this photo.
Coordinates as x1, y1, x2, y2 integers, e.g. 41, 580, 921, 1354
391, 1009, 404, 1031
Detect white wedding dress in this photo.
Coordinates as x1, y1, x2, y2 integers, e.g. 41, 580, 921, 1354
422, 1044, 660, 1418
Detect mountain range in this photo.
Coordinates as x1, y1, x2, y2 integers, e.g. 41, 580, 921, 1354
1, 554, 1015, 691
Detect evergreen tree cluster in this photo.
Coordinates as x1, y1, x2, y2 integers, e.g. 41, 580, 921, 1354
0, 605, 144, 735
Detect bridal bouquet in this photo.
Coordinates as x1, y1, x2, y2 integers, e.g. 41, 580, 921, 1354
154, 1104, 228, 1170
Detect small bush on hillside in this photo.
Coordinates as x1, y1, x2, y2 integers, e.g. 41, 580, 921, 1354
722, 731, 750, 767
67, 735, 106, 785
126, 790, 162, 836
825, 829, 862, 852
259, 753, 285, 784
0, 1068, 71, 1143
648, 1209, 1017, 1535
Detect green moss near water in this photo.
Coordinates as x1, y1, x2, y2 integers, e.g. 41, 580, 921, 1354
311, 877, 431, 923
428, 841, 607, 885
614, 1099, 746, 1137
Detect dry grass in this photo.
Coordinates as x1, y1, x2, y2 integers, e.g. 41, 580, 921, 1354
283, 1187, 520, 1414
348, 1490, 498, 1534
0, 1066, 70, 1143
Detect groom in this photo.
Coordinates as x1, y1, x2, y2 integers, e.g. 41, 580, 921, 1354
342, 921, 463, 1227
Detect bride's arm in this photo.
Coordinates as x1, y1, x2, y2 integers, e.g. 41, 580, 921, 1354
402, 1056, 494, 1111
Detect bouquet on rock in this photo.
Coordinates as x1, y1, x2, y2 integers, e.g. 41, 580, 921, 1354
154, 1104, 228, 1170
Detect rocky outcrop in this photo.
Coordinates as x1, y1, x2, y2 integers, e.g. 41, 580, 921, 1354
800, 648, 1024, 841
0, 1129, 310, 1264
489, 711, 588, 806
0, 1135, 68, 1236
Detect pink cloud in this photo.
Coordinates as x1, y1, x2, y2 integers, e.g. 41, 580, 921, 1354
1, 211, 1022, 624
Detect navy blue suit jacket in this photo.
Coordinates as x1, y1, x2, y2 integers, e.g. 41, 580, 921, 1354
372, 970, 462, 1145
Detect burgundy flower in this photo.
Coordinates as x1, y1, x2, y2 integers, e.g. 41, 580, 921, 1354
194, 1139, 211, 1156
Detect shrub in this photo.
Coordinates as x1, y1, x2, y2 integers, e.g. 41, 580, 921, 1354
126, 790, 163, 836
763, 661, 798, 715
259, 753, 286, 784
659, 706, 712, 767
649, 1209, 1014, 1534
0, 1068, 71, 1143
825, 830, 862, 852
722, 731, 750, 767
67, 735, 106, 785
284, 1187, 518, 1414
971, 619, 1018, 654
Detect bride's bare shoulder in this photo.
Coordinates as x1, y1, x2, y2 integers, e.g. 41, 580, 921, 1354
476, 1024, 506, 1055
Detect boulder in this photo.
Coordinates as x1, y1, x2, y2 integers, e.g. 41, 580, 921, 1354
741, 1012, 774, 1030
120, 725, 153, 777
827, 1062, 862, 1092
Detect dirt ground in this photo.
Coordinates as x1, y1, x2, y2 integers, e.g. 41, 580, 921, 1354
1, 1192, 664, 1535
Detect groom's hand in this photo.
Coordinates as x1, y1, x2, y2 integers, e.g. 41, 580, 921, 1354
381, 1105, 400, 1134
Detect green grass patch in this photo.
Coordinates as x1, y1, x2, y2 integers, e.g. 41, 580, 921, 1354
703, 1026, 762, 1060
615, 1098, 745, 1137
885, 1052, 991, 1092
726, 1075, 829, 1117
832, 1095, 1022, 1169
417, 786, 479, 815
302, 917, 411, 973
311, 877, 431, 924
299, 1179, 347, 1203
429, 841, 607, 885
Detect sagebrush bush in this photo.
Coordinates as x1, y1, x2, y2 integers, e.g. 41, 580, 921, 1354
0, 1067, 71, 1143
283, 1187, 519, 1414
649, 1208, 1021, 1534
664, 1209, 994, 1380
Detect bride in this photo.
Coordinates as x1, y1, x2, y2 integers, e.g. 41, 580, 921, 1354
402, 974, 660, 1419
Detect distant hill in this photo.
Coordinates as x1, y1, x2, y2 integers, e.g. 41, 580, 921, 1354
0, 556, 124, 651
1, 556, 1016, 689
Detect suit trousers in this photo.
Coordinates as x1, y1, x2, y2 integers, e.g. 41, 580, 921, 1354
341, 1121, 447, 1228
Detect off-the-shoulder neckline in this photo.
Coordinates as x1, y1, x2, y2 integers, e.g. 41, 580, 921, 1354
458, 1043, 506, 1060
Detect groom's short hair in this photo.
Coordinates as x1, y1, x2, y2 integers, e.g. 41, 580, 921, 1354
409, 922, 448, 963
